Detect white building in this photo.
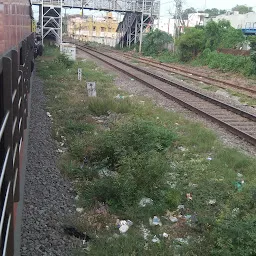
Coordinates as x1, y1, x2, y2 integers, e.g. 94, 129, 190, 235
213, 11, 256, 29
187, 13, 209, 27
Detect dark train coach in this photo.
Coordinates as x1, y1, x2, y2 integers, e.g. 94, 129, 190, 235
0, 0, 37, 255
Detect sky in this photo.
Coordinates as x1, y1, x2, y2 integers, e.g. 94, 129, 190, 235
33, 0, 256, 21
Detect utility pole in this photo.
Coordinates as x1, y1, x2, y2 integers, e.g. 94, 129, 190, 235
139, 0, 145, 53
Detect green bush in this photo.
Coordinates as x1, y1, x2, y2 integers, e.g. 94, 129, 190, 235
88, 97, 133, 116
90, 119, 176, 168
142, 29, 173, 56
56, 53, 74, 68
194, 50, 254, 75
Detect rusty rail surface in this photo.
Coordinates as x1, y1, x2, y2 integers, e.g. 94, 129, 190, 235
76, 44, 256, 146
0, 34, 34, 255
121, 53, 256, 98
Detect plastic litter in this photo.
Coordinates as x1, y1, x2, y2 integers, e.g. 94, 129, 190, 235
170, 216, 178, 223
116, 219, 133, 233
149, 216, 162, 226
163, 233, 169, 238
152, 235, 160, 243
131, 78, 135, 81
232, 208, 240, 217
119, 224, 129, 233
177, 205, 185, 210
235, 173, 245, 191
141, 225, 150, 240
208, 199, 216, 205
185, 215, 191, 220
186, 193, 193, 200
76, 207, 84, 213
207, 157, 212, 161
178, 146, 187, 152
175, 238, 189, 245
139, 197, 153, 207
115, 94, 125, 99
46, 112, 52, 118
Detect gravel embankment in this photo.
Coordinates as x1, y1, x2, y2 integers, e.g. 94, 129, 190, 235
77, 49, 256, 156
20, 76, 79, 256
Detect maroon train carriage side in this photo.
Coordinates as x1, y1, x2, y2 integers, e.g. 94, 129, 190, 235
0, 0, 35, 255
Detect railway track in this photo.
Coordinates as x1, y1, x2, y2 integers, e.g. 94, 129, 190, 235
122, 53, 256, 98
100, 47, 256, 98
76, 44, 256, 146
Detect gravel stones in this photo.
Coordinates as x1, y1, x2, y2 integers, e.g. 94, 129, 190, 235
20, 76, 79, 255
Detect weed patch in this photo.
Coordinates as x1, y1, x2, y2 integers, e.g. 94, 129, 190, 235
38, 46, 256, 256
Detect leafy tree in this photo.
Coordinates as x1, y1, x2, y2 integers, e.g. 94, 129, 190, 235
248, 36, 256, 73
204, 8, 227, 17
181, 7, 197, 20
142, 29, 173, 56
176, 20, 245, 61
232, 5, 253, 14
219, 27, 245, 49
176, 27, 205, 61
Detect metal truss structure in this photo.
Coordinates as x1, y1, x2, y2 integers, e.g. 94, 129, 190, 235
117, 12, 155, 48
32, 0, 160, 46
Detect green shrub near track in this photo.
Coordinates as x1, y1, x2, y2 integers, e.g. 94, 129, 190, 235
38, 46, 256, 256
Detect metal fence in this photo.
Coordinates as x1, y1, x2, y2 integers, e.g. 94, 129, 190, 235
0, 33, 34, 255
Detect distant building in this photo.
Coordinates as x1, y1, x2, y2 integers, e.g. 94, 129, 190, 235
187, 13, 209, 27
157, 13, 209, 36
67, 13, 119, 47
213, 11, 256, 34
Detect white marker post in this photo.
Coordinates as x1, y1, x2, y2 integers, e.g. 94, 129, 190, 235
78, 68, 82, 81
87, 82, 96, 97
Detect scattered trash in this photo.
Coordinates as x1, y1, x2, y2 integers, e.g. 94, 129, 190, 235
116, 219, 133, 234
152, 235, 160, 243
237, 173, 243, 178
139, 198, 153, 207
178, 146, 187, 152
156, 117, 160, 120
141, 225, 150, 240
115, 94, 125, 99
189, 74, 193, 76
175, 123, 179, 126
46, 112, 52, 118
63, 226, 90, 241
231, 208, 240, 217
185, 215, 191, 220
150, 216, 162, 226
174, 238, 189, 245
186, 193, 193, 200
207, 157, 212, 161
163, 233, 169, 238
177, 205, 185, 210
191, 214, 198, 223
76, 207, 84, 213
56, 149, 64, 153
235, 173, 245, 192
188, 182, 198, 188
208, 199, 216, 205
98, 168, 117, 178
170, 216, 178, 223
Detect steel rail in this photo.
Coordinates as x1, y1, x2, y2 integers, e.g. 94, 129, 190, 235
76, 44, 256, 146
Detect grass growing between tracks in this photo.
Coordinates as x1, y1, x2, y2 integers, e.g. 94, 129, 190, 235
37, 46, 256, 256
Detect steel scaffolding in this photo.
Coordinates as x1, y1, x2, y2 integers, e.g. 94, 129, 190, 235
32, 0, 160, 46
